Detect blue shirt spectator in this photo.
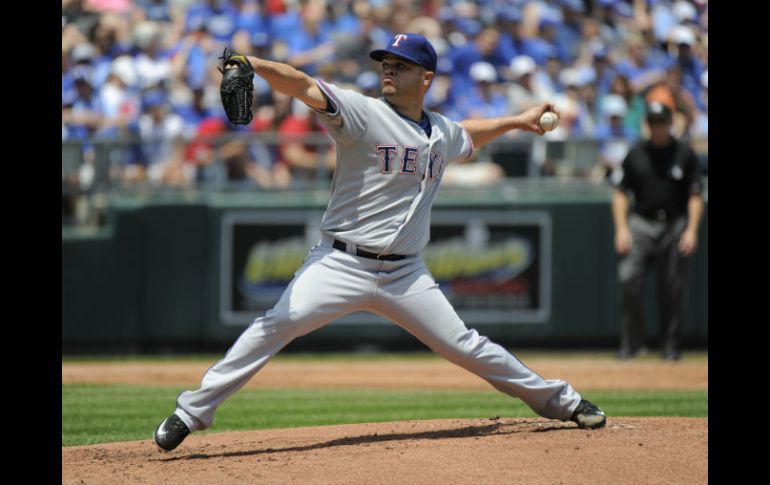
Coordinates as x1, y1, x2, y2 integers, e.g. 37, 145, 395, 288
455, 62, 508, 120
495, 8, 542, 65
135, 0, 171, 22
186, 0, 238, 42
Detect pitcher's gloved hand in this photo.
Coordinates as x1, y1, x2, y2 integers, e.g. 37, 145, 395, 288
218, 48, 255, 125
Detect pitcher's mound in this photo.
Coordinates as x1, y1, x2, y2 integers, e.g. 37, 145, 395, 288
63, 417, 707, 484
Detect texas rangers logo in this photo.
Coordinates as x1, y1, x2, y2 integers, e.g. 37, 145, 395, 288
392, 34, 408, 47
376, 145, 445, 181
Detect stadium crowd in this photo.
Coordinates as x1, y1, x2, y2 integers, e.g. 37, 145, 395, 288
62, 0, 708, 190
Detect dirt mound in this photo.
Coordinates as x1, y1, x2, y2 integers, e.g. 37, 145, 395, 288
62, 417, 707, 485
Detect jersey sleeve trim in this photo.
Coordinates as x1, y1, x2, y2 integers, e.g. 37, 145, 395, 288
461, 125, 474, 160
314, 79, 341, 117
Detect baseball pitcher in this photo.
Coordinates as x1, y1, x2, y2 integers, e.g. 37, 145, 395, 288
154, 34, 606, 452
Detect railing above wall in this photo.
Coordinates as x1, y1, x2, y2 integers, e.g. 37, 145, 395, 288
62, 133, 708, 226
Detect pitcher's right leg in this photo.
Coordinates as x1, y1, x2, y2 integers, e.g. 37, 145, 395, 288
172, 245, 374, 432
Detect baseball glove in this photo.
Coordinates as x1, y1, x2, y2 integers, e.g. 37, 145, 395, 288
218, 48, 255, 125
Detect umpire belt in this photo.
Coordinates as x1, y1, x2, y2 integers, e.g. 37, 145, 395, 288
332, 239, 407, 261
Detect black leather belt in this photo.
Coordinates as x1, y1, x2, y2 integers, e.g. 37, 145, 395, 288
333, 239, 407, 261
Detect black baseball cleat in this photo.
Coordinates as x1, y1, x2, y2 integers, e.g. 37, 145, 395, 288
154, 414, 190, 451
570, 399, 607, 429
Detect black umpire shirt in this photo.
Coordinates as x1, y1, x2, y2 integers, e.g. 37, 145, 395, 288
617, 137, 703, 221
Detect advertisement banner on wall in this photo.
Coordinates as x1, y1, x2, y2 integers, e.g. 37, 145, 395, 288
220, 210, 551, 326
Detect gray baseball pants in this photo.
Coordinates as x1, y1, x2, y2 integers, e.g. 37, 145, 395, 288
619, 214, 690, 356
174, 237, 582, 431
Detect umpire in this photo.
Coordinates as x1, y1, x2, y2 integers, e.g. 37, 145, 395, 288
611, 101, 704, 361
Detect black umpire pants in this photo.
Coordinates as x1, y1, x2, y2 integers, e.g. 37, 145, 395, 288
619, 213, 690, 357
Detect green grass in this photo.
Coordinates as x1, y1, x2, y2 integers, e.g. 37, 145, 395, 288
62, 385, 707, 447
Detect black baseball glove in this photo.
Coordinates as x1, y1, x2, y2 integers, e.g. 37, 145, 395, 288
218, 48, 255, 125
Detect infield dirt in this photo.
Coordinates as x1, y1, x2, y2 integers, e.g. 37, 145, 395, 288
62, 357, 708, 484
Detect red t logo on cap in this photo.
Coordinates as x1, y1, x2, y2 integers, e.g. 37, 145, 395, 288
392, 34, 408, 47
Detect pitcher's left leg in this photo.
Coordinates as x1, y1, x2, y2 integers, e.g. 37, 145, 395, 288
374, 262, 581, 421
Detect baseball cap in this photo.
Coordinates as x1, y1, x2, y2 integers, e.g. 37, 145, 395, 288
470, 62, 497, 83
670, 25, 696, 46
645, 101, 672, 122
510, 55, 536, 79
602, 94, 628, 118
673, 0, 698, 22
369, 33, 438, 72
71, 42, 96, 64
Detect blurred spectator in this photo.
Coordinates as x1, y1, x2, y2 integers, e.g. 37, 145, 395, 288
595, 0, 636, 48
185, 117, 227, 186
425, 58, 460, 120
171, 23, 219, 92
449, 27, 508, 89
589, 43, 617, 99
691, 69, 707, 139
355, 70, 380, 98
234, 0, 271, 36
650, 0, 679, 47
605, 74, 646, 138
593, 94, 637, 182
147, 135, 194, 187
538, 47, 565, 96
63, 66, 105, 142
133, 0, 172, 23
556, 67, 595, 137
530, 13, 570, 66
645, 66, 697, 139
186, 0, 238, 42
556, 0, 586, 63
175, 87, 218, 138
278, 100, 335, 183
614, 35, 669, 94
495, 8, 541, 66
133, 21, 172, 89
139, 90, 185, 171
690, 69, 707, 174
62, 0, 101, 37
506, 55, 553, 117
218, 128, 277, 188
99, 55, 141, 136
59, 0, 709, 194
250, 90, 295, 188
278, 0, 336, 75
456, 62, 507, 120
667, 25, 705, 103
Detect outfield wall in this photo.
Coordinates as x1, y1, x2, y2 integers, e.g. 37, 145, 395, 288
62, 182, 707, 352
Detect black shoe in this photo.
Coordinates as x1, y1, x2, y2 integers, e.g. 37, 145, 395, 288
154, 414, 190, 451
571, 399, 607, 429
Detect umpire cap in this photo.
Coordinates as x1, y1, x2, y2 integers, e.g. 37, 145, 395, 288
369, 33, 438, 72
645, 101, 672, 122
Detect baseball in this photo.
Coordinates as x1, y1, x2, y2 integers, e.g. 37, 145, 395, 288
539, 111, 560, 132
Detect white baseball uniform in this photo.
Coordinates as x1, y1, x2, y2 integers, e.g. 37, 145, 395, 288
174, 80, 582, 431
